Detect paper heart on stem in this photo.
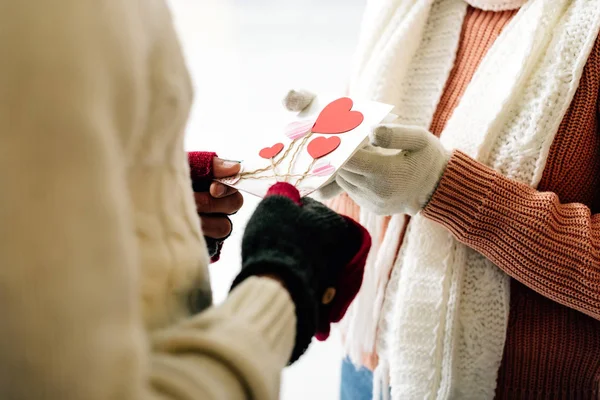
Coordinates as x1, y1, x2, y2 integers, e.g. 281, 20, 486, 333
285, 120, 314, 140
312, 160, 335, 176
259, 143, 284, 159
308, 136, 341, 159
312, 97, 364, 134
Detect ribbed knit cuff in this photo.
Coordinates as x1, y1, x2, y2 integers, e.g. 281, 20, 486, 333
157, 277, 295, 365
151, 277, 295, 399
232, 253, 317, 364
422, 150, 498, 237
223, 277, 296, 362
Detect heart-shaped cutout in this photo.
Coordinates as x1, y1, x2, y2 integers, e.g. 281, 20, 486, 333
285, 120, 315, 140
312, 97, 364, 134
307, 136, 341, 159
259, 143, 284, 159
311, 160, 335, 177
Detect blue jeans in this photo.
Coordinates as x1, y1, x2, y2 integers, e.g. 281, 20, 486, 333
340, 357, 390, 400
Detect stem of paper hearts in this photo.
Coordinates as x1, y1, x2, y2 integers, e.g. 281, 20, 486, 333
239, 164, 274, 178
294, 159, 316, 186
271, 158, 278, 180
276, 139, 297, 166
239, 138, 298, 179
238, 133, 319, 183
285, 132, 314, 182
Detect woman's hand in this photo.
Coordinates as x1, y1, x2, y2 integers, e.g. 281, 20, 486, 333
232, 182, 371, 363
194, 158, 244, 239
188, 152, 244, 261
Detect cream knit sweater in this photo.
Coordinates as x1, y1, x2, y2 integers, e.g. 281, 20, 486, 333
0, 1, 295, 399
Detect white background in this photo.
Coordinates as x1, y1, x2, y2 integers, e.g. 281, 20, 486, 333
166, 1, 366, 399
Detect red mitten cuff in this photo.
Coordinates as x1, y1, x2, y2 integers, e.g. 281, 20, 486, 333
265, 182, 302, 206
188, 151, 217, 189
315, 216, 371, 341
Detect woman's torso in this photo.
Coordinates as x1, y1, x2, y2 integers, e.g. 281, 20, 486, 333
331, 6, 600, 397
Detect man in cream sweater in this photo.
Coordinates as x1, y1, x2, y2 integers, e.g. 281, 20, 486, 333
0, 1, 370, 399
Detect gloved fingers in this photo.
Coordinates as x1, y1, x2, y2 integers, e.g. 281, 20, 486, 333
301, 198, 343, 224
283, 89, 316, 112
300, 196, 330, 213
338, 169, 369, 189
340, 147, 381, 176
315, 180, 344, 200
335, 174, 367, 201
370, 124, 431, 152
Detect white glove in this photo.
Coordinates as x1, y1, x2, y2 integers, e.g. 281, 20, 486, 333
283, 89, 316, 112
337, 124, 450, 216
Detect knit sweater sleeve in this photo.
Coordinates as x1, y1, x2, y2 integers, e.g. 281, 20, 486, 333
0, 2, 294, 399
150, 277, 295, 400
422, 150, 600, 320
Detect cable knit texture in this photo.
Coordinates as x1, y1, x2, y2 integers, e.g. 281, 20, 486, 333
0, 1, 296, 399
335, 1, 600, 398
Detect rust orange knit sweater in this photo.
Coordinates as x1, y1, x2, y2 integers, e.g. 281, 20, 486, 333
422, 7, 600, 398
333, 6, 600, 398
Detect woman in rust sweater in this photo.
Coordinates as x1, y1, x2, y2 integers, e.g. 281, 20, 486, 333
287, 0, 600, 398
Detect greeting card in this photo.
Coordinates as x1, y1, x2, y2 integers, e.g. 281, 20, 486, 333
217, 95, 395, 198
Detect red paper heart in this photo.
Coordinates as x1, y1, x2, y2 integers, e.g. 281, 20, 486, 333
312, 97, 364, 134
259, 143, 284, 159
307, 136, 341, 159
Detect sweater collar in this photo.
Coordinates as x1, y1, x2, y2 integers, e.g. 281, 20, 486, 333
464, 0, 527, 11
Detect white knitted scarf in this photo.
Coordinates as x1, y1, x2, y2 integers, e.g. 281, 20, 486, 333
340, 0, 600, 398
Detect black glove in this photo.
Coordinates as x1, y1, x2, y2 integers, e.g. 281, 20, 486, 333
231, 182, 371, 363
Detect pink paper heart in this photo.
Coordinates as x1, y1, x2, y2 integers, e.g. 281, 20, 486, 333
312, 160, 335, 177
285, 120, 314, 140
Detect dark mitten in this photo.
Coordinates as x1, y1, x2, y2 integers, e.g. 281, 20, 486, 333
231, 182, 371, 363
188, 151, 227, 262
